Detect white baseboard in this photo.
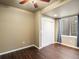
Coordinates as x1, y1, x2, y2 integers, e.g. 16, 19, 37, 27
0, 44, 42, 56
54, 42, 59, 44
33, 45, 40, 49
57, 42, 79, 49
0, 43, 78, 56
38, 42, 57, 49
0, 45, 34, 56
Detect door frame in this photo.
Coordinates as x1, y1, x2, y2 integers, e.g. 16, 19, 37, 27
39, 15, 55, 49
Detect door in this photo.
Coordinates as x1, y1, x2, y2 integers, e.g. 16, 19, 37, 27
41, 17, 54, 48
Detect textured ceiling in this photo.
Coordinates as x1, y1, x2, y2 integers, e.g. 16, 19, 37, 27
44, 0, 78, 18
0, 0, 59, 12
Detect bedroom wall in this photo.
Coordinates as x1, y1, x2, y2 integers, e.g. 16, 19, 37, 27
0, 4, 35, 53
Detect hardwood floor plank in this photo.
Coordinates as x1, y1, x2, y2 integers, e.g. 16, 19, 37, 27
0, 44, 79, 59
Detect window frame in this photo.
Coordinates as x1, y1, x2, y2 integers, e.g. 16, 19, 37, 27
61, 16, 78, 37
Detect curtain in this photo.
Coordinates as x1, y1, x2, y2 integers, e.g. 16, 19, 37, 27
77, 15, 79, 47
57, 19, 62, 43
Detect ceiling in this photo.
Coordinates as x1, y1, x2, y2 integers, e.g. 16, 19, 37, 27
45, 0, 79, 18
0, 0, 59, 12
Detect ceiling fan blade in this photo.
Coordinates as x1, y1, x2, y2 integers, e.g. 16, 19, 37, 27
41, 0, 50, 2
19, 0, 28, 4
34, 3, 38, 8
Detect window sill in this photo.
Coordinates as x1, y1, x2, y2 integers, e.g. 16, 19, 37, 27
61, 35, 77, 38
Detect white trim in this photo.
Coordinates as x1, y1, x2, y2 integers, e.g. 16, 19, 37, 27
54, 42, 59, 44
34, 43, 79, 50
36, 43, 57, 49
33, 45, 42, 49
0, 45, 34, 56
57, 42, 79, 49
0, 44, 42, 56
0, 43, 78, 56
61, 35, 77, 38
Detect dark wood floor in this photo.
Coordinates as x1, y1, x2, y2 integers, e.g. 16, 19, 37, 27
0, 44, 79, 59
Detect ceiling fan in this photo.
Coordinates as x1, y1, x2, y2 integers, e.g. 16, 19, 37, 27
19, 0, 50, 8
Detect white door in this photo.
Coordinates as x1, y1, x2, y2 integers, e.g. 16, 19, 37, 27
41, 17, 54, 48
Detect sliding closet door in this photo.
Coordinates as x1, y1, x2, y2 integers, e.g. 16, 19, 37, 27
41, 16, 54, 48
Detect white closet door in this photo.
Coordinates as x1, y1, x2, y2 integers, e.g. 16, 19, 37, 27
41, 17, 54, 48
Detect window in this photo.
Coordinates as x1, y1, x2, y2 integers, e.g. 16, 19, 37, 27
61, 16, 78, 36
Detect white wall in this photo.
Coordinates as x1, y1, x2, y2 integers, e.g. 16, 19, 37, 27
61, 35, 77, 47
0, 4, 35, 53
